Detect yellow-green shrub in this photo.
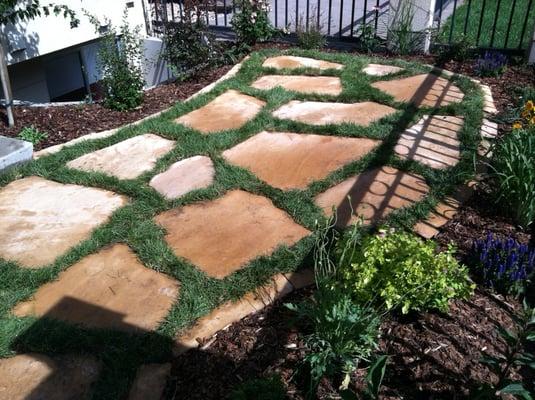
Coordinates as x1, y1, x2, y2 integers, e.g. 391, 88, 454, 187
340, 231, 474, 314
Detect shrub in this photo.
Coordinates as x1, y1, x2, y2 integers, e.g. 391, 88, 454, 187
435, 35, 473, 64
18, 125, 48, 145
490, 128, 535, 228
229, 375, 286, 400
286, 285, 380, 394
89, 9, 145, 111
357, 23, 381, 53
474, 51, 507, 77
472, 233, 535, 296
340, 230, 474, 314
231, 0, 275, 45
163, 1, 224, 80
296, 12, 326, 50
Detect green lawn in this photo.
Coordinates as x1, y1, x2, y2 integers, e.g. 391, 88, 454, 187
439, 0, 535, 49
0, 49, 484, 399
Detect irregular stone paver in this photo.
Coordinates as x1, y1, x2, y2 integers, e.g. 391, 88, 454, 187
150, 156, 215, 200
251, 75, 342, 95
272, 101, 397, 126
128, 363, 171, 400
263, 55, 343, 70
0, 353, 99, 400
155, 190, 310, 279
394, 115, 464, 169
371, 73, 464, 108
13, 244, 179, 332
0, 177, 127, 268
222, 131, 380, 190
363, 63, 403, 76
67, 134, 175, 180
314, 166, 430, 227
175, 90, 265, 134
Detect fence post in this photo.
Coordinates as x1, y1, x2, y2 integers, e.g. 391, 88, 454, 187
388, 0, 436, 53
529, 25, 535, 64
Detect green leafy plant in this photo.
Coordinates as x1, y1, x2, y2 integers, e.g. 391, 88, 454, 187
357, 23, 381, 53
388, 0, 422, 55
296, 11, 326, 50
473, 300, 535, 399
163, 0, 224, 80
87, 9, 145, 111
341, 230, 474, 314
231, 0, 275, 45
435, 35, 474, 64
18, 125, 48, 145
229, 375, 286, 400
286, 286, 381, 396
490, 128, 535, 229
340, 355, 388, 400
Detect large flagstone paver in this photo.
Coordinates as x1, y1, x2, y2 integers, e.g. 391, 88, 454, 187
371, 73, 464, 108
0, 353, 99, 400
394, 115, 464, 169
263, 55, 343, 70
67, 134, 175, 180
363, 63, 404, 76
0, 177, 127, 268
175, 90, 265, 134
272, 100, 397, 126
314, 166, 430, 227
154, 190, 310, 279
150, 156, 215, 200
251, 75, 342, 95
13, 244, 179, 332
222, 131, 380, 190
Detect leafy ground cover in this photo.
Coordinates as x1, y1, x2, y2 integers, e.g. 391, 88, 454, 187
0, 48, 486, 398
438, 0, 535, 49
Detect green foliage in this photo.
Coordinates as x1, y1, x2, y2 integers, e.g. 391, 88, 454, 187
231, 0, 275, 45
473, 300, 535, 399
0, 0, 79, 26
357, 23, 381, 53
340, 230, 474, 314
229, 375, 286, 400
286, 285, 380, 395
388, 0, 422, 55
435, 35, 474, 64
490, 128, 535, 228
340, 355, 388, 400
18, 125, 48, 145
296, 12, 326, 50
89, 10, 145, 111
163, 1, 224, 80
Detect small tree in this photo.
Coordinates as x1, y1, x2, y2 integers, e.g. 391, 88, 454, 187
87, 9, 145, 111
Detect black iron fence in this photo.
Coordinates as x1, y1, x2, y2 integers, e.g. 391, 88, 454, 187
147, 0, 535, 52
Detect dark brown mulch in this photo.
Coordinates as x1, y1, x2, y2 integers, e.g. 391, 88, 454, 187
0, 65, 232, 151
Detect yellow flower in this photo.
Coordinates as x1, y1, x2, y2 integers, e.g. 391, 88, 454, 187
530, 116, 535, 125
525, 100, 535, 111
512, 121, 523, 129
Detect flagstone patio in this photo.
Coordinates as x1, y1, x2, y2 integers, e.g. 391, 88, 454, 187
0, 51, 489, 399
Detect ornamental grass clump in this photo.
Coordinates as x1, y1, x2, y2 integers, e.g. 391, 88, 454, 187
472, 233, 534, 296
340, 230, 474, 314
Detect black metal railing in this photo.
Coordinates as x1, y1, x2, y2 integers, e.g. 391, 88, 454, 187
435, 0, 535, 52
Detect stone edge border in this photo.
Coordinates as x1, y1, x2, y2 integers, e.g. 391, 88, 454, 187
33, 57, 249, 159
412, 67, 498, 239
173, 268, 314, 355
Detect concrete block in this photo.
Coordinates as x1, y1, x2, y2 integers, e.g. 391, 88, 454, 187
0, 136, 33, 172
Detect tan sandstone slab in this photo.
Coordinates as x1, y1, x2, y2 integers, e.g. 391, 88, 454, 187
222, 131, 380, 190
363, 63, 403, 76
251, 75, 342, 95
155, 190, 310, 279
395, 115, 464, 169
150, 156, 215, 200
314, 166, 430, 227
67, 134, 175, 180
13, 244, 179, 332
0, 177, 127, 268
263, 55, 343, 70
272, 101, 397, 126
175, 90, 265, 134
0, 353, 99, 400
128, 363, 171, 400
372, 73, 464, 108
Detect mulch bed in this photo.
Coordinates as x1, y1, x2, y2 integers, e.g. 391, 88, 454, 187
167, 186, 533, 399
0, 65, 232, 151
